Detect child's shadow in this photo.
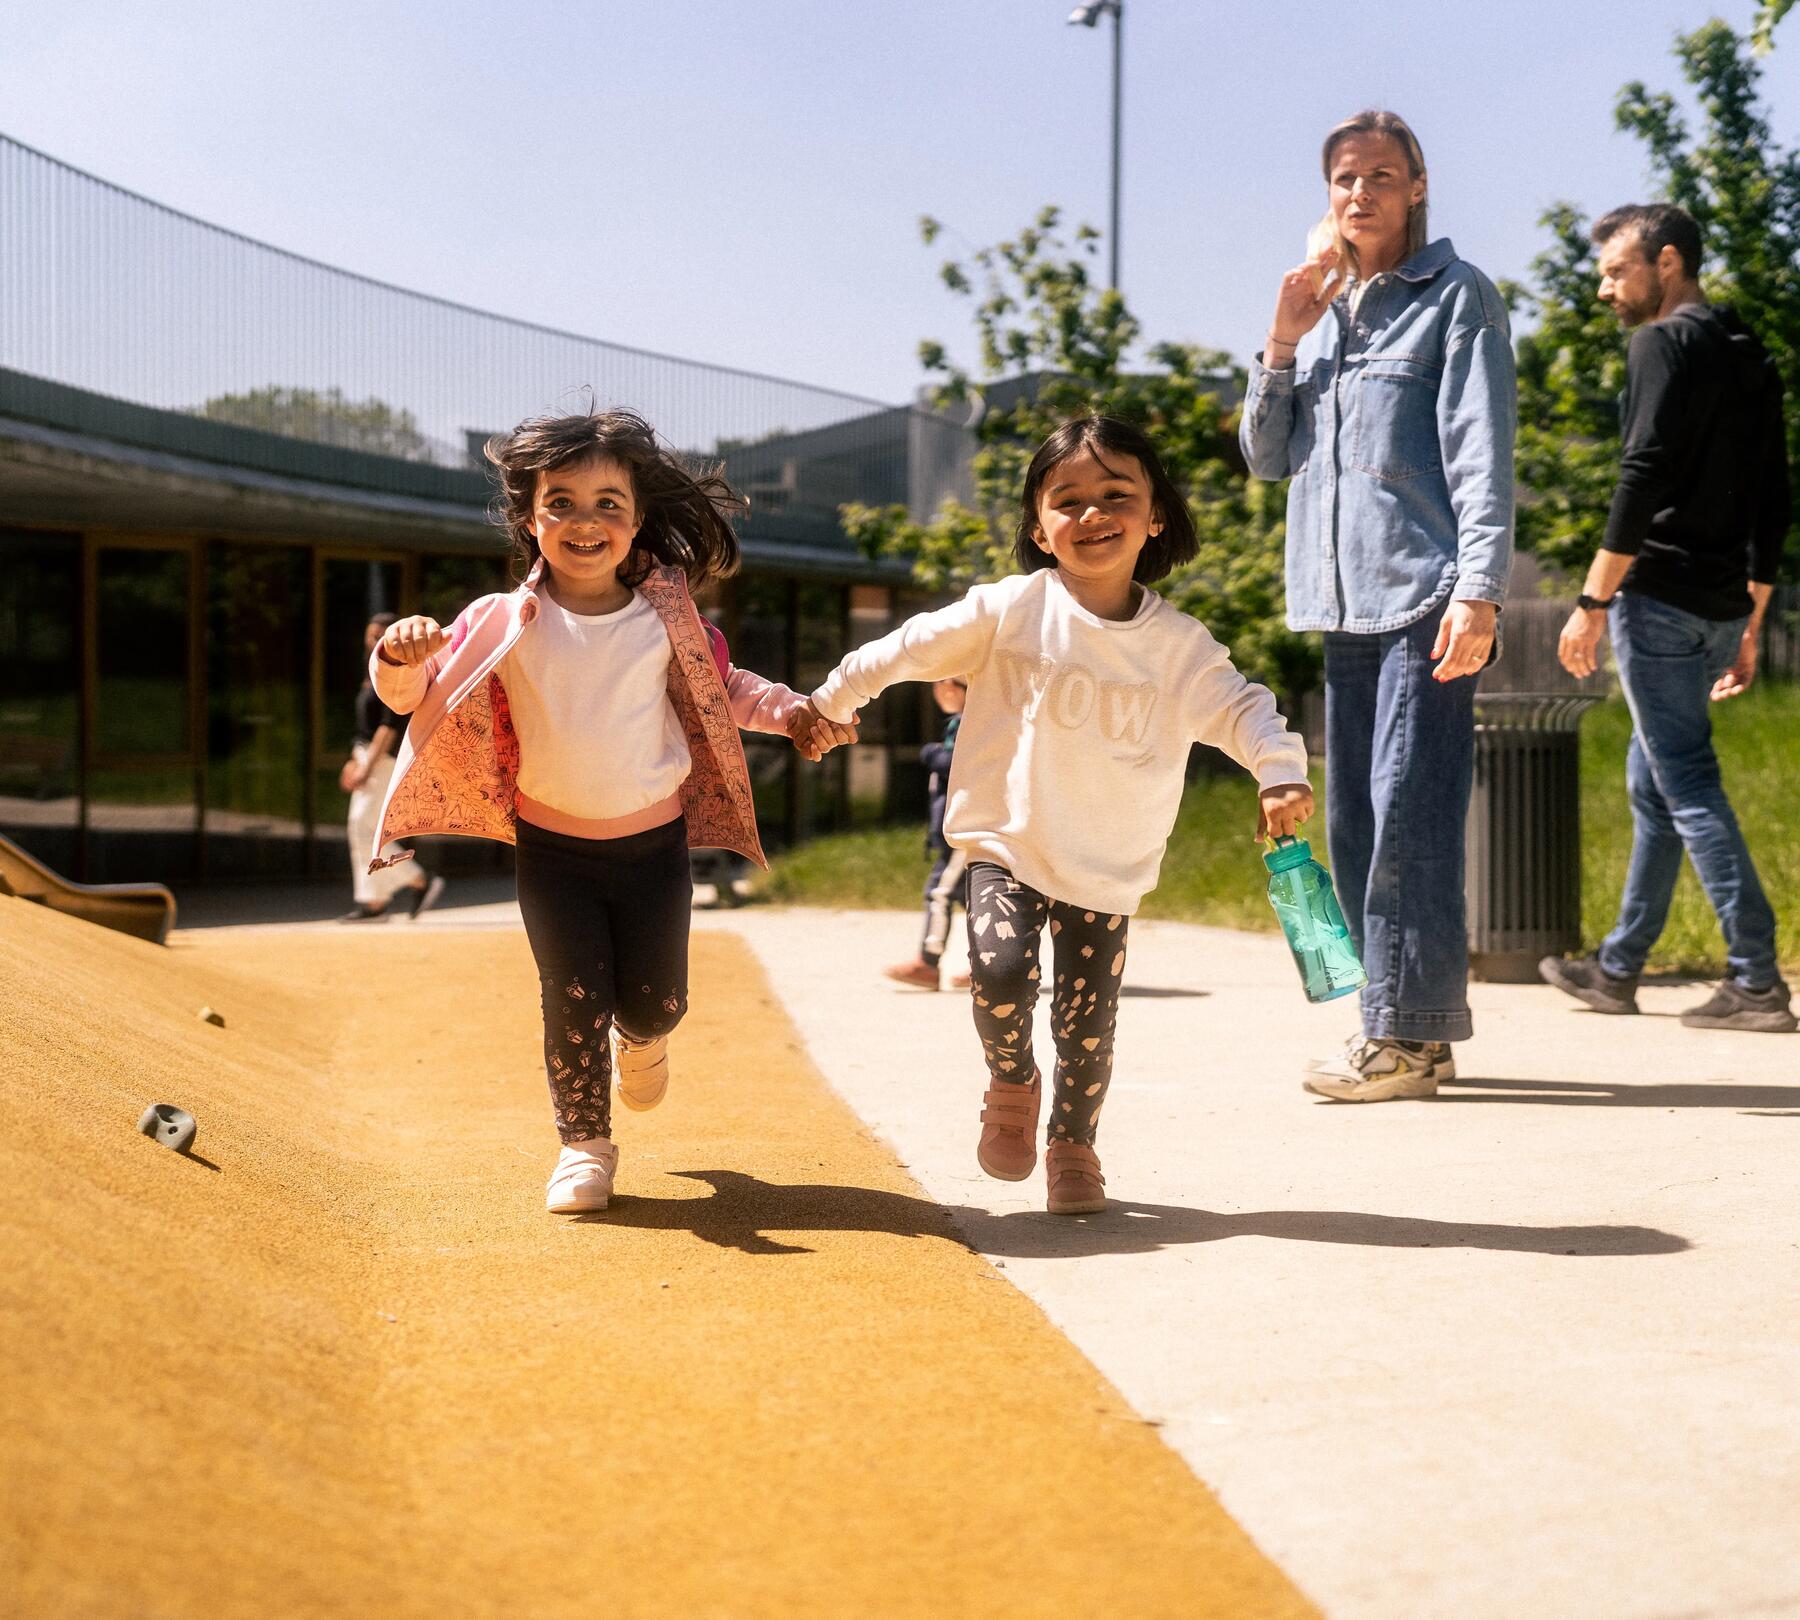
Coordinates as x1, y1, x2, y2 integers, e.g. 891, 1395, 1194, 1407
579, 1168, 1688, 1260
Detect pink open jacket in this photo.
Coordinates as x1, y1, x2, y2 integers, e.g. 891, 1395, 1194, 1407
366, 560, 801, 873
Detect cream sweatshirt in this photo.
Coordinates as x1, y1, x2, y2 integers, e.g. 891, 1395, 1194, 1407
811, 570, 1307, 916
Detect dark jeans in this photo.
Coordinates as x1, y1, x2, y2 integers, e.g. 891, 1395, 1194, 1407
515, 815, 692, 1143
965, 861, 1129, 1147
1599, 593, 1778, 990
1324, 602, 1478, 1043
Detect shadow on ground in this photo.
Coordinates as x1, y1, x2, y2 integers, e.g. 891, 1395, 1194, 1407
578, 1169, 1689, 1259
1437, 1076, 1800, 1110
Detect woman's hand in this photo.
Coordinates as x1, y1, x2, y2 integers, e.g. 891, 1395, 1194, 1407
1256, 782, 1316, 842
338, 758, 367, 793
1433, 600, 1497, 682
380, 616, 447, 667
1266, 246, 1342, 359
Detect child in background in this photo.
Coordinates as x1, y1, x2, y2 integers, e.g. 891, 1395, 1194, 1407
791, 416, 1312, 1215
883, 677, 971, 991
370, 409, 852, 1214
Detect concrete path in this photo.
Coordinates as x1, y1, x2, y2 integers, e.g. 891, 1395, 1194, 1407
701, 907, 1800, 1620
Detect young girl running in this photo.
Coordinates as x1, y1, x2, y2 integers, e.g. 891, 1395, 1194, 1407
792, 416, 1313, 1215
369, 409, 851, 1214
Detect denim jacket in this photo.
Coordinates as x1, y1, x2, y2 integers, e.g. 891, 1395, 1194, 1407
1239, 238, 1516, 634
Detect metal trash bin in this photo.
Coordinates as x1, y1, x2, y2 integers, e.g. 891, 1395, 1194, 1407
1464, 694, 1602, 983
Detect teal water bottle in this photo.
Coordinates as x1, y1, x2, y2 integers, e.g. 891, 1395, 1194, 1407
1263, 835, 1367, 1003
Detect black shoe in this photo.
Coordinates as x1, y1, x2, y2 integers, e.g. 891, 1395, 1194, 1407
405, 874, 446, 920
1539, 954, 1640, 1014
1678, 978, 1797, 1033
338, 904, 390, 924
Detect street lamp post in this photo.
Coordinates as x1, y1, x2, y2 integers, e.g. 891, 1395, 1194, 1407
1066, 0, 1123, 289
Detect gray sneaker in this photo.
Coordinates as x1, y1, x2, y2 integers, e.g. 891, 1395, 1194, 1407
1540, 954, 1639, 1015
1302, 1038, 1452, 1102
1678, 979, 1797, 1033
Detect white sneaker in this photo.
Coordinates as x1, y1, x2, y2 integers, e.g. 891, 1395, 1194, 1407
613, 1029, 670, 1112
1302, 1037, 1453, 1102
545, 1137, 619, 1212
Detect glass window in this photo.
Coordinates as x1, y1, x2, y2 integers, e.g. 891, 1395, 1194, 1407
205, 543, 309, 880
96, 547, 190, 757
732, 573, 791, 686
89, 544, 200, 883
0, 530, 82, 873
419, 550, 510, 626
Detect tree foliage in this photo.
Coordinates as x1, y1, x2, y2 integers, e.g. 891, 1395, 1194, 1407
1510, 19, 1800, 579
198, 386, 433, 461
842, 208, 1316, 701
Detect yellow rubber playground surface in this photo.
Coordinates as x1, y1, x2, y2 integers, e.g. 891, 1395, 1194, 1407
2, 900, 1314, 1620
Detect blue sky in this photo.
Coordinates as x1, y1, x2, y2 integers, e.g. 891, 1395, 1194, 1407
4, 1, 1796, 404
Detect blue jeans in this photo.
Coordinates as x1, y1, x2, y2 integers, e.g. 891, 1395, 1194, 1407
1325, 603, 1478, 1042
1598, 593, 1778, 990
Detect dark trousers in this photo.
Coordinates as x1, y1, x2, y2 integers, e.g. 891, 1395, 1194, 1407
965, 861, 1129, 1148
1601, 593, 1778, 988
515, 815, 692, 1143
1324, 602, 1478, 1043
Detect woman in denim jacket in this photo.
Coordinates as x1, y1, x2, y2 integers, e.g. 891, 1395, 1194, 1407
1240, 109, 1516, 1102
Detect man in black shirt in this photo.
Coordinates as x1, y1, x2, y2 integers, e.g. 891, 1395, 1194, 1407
1546, 203, 1792, 1032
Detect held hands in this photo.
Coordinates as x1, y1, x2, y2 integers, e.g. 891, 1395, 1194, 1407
1256, 782, 1316, 842
785, 699, 859, 763
1432, 600, 1497, 682
379, 616, 449, 667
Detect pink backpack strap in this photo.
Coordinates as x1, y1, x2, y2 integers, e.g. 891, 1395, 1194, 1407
699, 616, 731, 683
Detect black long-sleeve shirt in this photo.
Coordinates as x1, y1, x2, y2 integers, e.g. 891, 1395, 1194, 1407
1602, 302, 1790, 621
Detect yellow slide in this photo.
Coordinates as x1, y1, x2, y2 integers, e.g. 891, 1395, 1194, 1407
1, 898, 1315, 1619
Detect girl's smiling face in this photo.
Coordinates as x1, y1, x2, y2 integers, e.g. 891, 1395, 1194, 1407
530, 455, 642, 599
1031, 446, 1160, 588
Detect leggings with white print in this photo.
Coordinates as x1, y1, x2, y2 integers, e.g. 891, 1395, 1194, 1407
514, 815, 691, 1144
965, 860, 1128, 1148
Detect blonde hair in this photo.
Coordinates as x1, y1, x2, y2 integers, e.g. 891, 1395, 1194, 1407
1311, 109, 1430, 287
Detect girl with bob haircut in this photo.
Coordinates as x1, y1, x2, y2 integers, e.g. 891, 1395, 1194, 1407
366, 408, 852, 1214
792, 415, 1312, 1215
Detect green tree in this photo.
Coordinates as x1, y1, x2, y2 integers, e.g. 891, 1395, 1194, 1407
1752, 0, 1793, 52
197, 386, 433, 461
841, 208, 1316, 701
1510, 18, 1800, 579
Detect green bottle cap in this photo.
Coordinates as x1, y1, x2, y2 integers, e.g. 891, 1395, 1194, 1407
1262, 834, 1314, 874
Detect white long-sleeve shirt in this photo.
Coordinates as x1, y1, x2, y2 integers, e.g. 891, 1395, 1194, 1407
812, 570, 1308, 916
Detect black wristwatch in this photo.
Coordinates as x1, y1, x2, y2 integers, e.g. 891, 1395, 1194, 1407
1576, 593, 1615, 612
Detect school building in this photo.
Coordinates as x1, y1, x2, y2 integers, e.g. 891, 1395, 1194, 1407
0, 133, 976, 891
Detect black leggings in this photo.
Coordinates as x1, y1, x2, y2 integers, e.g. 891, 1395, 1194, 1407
965, 861, 1129, 1148
515, 815, 692, 1144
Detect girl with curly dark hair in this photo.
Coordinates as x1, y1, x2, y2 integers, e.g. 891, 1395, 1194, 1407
368, 409, 854, 1214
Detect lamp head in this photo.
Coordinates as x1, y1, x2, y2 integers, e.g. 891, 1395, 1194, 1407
1067, 1, 1116, 23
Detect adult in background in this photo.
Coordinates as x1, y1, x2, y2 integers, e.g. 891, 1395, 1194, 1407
1544, 204, 1793, 1033
340, 612, 443, 922
1240, 109, 1516, 1101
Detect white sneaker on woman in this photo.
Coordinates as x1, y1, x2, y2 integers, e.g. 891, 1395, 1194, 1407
613, 1030, 670, 1111
1302, 1037, 1453, 1101
545, 1137, 619, 1212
